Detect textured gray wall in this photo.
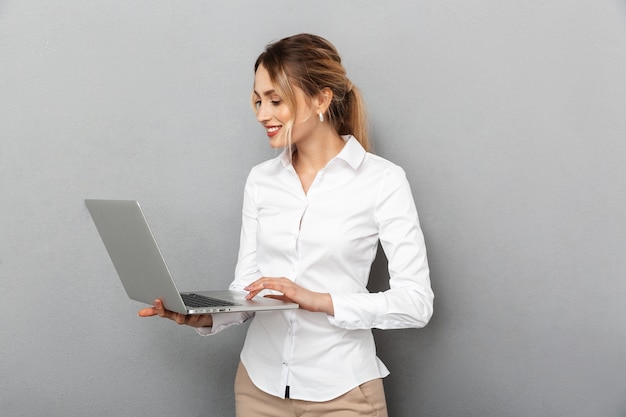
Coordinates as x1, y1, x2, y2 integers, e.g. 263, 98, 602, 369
2, 1, 625, 416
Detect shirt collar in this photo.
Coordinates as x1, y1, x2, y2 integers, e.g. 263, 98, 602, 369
278, 135, 366, 170
337, 135, 367, 170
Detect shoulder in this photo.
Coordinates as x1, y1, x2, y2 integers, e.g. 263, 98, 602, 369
361, 152, 408, 181
247, 155, 285, 180
243, 155, 288, 195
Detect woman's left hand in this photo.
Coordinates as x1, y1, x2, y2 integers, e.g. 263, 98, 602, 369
244, 277, 334, 316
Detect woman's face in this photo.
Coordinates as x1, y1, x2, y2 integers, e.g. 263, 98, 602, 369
253, 64, 317, 149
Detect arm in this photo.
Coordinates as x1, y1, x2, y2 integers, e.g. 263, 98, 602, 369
329, 166, 434, 330
195, 177, 261, 335
244, 278, 334, 315
138, 176, 259, 334
246, 165, 433, 328
138, 300, 252, 336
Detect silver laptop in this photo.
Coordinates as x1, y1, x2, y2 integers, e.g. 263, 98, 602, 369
85, 199, 299, 315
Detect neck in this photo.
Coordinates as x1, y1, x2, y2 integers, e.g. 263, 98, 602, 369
293, 132, 345, 175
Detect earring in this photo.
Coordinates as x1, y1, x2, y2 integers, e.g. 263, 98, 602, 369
318, 112, 324, 122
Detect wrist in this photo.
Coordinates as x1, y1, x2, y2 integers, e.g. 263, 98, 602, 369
319, 293, 334, 316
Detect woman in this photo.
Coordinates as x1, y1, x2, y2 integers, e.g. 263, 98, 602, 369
140, 33, 434, 417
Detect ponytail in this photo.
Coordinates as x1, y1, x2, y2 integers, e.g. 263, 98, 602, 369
342, 84, 370, 152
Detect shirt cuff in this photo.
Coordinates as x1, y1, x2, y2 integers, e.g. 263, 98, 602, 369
194, 312, 252, 336
327, 292, 387, 329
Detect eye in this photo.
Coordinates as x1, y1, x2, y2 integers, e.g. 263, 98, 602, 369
271, 100, 282, 106
254, 100, 261, 110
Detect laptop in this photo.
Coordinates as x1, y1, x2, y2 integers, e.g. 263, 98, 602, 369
85, 199, 299, 315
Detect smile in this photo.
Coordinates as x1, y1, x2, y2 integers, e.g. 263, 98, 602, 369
266, 125, 282, 137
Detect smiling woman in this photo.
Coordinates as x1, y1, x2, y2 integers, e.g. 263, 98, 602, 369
139, 33, 433, 417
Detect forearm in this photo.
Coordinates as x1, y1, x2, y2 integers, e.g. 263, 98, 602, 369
328, 287, 433, 330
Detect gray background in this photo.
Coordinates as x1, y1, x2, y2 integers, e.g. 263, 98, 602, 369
2, 1, 625, 416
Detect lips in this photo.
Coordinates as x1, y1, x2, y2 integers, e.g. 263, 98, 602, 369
266, 125, 281, 138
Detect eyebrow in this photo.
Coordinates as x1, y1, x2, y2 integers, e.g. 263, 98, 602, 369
253, 89, 277, 97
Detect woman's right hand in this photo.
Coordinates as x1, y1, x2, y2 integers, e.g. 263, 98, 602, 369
138, 299, 213, 328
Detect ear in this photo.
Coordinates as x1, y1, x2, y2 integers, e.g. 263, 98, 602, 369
314, 87, 334, 114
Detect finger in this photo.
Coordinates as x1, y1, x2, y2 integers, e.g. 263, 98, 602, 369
144, 299, 177, 321
245, 277, 293, 299
262, 281, 293, 297
154, 299, 171, 318
139, 299, 165, 317
244, 279, 268, 292
264, 294, 294, 303
246, 289, 264, 300
138, 307, 158, 317
246, 283, 281, 299
244, 280, 270, 299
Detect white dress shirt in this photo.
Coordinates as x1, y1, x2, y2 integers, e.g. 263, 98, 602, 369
198, 135, 433, 401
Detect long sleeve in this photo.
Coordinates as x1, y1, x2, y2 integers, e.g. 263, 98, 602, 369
328, 165, 433, 330
231, 178, 264, 290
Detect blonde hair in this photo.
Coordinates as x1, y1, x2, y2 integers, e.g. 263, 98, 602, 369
253, 33, 371, 152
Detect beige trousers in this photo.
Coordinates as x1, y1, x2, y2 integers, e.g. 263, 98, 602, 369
234, 362, 388, 417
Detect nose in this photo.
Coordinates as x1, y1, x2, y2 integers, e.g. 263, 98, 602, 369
256, 102, 271, 124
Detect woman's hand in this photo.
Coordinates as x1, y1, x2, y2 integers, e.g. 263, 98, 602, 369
244, 277, 334, 316
138, 299, 214, 328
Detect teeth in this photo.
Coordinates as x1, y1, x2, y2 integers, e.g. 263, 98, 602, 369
267, 126, 280, 132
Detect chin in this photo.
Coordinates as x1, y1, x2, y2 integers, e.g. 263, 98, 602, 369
268, 132, 291, 149
268, 138, 286, 149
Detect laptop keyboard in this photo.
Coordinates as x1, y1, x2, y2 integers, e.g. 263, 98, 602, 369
181, 293, 237, 308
